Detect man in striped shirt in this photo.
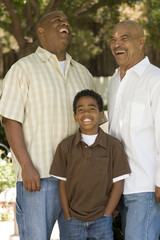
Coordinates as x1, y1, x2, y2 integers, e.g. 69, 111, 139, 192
0, 11, 95, 240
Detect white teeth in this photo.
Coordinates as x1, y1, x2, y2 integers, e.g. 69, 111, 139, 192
116, 50, 125, 54
83, 119, 91, 122
59, 28, 69, 34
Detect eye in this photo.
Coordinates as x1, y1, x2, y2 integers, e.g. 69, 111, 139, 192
90, 107, 96, 111
121, 37, 129, 41
110, 38, 115, 44
55, 18, 61, 22
77, 108, 83, 113
51, 18, 61, 23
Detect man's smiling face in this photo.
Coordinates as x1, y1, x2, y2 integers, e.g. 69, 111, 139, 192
38, 11, 72, 53
110, 22, 144, 71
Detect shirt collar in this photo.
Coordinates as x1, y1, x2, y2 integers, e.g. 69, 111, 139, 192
35, 46, 73, 65
130, 56, 150, 77
115, 56, 150, 77
75, 128, 107, 149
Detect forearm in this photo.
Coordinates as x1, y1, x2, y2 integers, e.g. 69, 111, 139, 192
2, 117, 32, 168
2, 117, 41, 192
104, 180, 124, 216
59, 180, 70, 220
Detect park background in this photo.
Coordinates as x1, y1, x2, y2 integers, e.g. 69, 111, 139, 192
0, 0, 160, 239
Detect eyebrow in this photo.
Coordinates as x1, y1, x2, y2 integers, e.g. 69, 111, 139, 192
77, 104, 97, 108
52, 15, 68, 20
44, 15, 68, 24
111, 34, 130, 39
121, 34, 130, 37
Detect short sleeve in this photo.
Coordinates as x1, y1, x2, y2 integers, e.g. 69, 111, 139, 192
0, 63, 29, 123
112, 141, 131, 179
49, 142, 67, 178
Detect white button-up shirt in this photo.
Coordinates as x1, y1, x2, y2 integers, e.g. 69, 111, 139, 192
108, 57, 160, 194
0, 46, 94, 181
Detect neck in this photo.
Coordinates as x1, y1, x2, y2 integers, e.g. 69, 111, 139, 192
42, 44, 67, 61
120, 69, 126, 80
120, 56, 145, 80
51, 48, 66, 61
55, 52, 66, 61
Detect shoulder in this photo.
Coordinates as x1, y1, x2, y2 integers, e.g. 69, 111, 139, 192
99, 128, 124, 149
148, 62, 160, 72
106, 133, 125, 151
143, 63, 160, 90
108, 69, 119, 90
107, 133, 122, 145
58, 133, 77, 151
144, 62, 160, 79
9, 52, 36, 72
71, 59, 92, 75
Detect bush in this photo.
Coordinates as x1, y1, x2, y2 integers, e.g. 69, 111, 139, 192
0, 150, 16, 193
0, 125, 8, 147
0, 149, 16, 221
0, 202, 14, 221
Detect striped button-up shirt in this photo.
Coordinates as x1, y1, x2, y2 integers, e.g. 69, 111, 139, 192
0, 46, 94, 181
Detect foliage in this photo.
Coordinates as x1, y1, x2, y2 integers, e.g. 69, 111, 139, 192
0, 153, 16, 193
0, 202, 14, 221
0, 0, 138, 64
144, 0, 160, 50
0, 149, 15, 221
0, 125, 8, 147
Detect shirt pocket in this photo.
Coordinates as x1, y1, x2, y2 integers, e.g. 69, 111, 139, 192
93, 157, 109, 177
124, 102, 145, 127
130, 102, 145, 127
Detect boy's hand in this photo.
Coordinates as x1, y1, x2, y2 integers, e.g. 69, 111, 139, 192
155, 186, 160, 202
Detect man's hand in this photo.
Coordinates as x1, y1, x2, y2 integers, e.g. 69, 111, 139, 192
155, 186, 160, 202
2, 118, 42, 193
22, 162, 42, 192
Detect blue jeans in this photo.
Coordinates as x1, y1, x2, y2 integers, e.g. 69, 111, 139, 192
16, 177, 68, 240
120, 192, 160, 240
66, 216, 113, 240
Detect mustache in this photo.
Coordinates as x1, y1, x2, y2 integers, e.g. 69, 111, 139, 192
113, 47, 127, 52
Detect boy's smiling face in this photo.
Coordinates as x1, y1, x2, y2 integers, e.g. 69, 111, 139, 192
74, 96, 104, 134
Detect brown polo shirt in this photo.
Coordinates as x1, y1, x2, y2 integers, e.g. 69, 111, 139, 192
50, 128, 131, 222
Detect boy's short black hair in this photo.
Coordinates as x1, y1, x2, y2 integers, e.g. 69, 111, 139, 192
73, 89, 104, 114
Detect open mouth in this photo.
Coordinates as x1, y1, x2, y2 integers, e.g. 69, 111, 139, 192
115, 50, 125, 55
59, 28, 69, 34
83, 118, 92, 123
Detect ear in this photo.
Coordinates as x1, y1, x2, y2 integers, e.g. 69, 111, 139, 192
74, 114, 78, 122
99, 110, 104, 120
139, 37, 145, 50
38, 27, 45, 36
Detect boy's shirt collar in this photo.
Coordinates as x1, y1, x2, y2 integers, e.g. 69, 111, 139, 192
75, 127, 107, 149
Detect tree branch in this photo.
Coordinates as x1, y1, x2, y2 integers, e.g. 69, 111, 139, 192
29, 0, 41, 20
1, 0, 26, 48
42, 0, 61, 16
22, 0, 40, 40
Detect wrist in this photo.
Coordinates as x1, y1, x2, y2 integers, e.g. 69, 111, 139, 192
104, 210, 112, 216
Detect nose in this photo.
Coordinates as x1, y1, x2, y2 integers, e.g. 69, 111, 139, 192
115, 39, 122, 47
61, 20, 69, 26
110, 38, 121, 48
83, 110, 90, 115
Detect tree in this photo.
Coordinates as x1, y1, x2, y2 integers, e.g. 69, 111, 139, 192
0, 0, 137, 76
143, 0, 160, 67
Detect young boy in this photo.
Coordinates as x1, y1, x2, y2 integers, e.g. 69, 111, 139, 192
50, 89, 131, 240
